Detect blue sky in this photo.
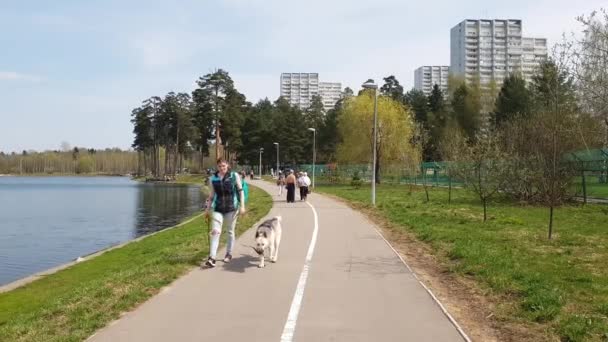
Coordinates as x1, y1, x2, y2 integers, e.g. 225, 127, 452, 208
1, 0, 605, 153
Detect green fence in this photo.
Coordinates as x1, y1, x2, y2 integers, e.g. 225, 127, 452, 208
566, 148, 608, 201
289, 148, 608, 200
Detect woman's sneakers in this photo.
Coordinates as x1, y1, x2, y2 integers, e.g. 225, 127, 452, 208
202, 254, 232, 268
203, 257, 216, 268
223, 253, 233, 263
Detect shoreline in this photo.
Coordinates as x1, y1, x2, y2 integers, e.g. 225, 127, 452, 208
0, 173, 131, 177
0, 175, 208, 293
0, 214, 202, 294
0, 184, 272, 341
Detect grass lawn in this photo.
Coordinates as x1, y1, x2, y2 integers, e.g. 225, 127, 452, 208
316, 183, 608, 342
0, 185, 272, 342
174, 173, 207, 185
585, 182, 608, 198
572, 175, 608, 199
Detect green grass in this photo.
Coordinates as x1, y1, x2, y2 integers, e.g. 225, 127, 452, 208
0, 185, 272, 342
316, 183, 608, 342
572, 176, 608, 199
174, 174, 207, 185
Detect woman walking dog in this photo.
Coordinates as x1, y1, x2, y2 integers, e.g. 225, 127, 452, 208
203, 158, 246, 268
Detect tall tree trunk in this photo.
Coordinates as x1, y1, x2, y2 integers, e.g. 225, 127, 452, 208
603, 118, 608, 183
448, 174, 452, 204
174, 124, 180, 176
137, 151, 142, 176
375, 147, 381, 184
199, 147, 203, 173
153, 145, 156, 177
548, 205, 554, 239
164, 146, 169, 177
214, 88, 221, 160
179, 153, 183, 173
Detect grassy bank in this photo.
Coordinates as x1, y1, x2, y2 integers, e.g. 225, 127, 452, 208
129, 174, 206, 185
316, 184, 608, 341
572, 175, 608, 199
0, 185, 272, 342
174, 173, 206, 185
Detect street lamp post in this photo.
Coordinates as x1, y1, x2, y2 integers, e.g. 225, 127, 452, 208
362, 79, 378, 206
259, 147, 264, 179
273, 142, 279, 177
307, 127, 316, 188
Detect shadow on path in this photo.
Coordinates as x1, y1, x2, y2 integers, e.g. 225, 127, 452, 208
221, 253, 259, 273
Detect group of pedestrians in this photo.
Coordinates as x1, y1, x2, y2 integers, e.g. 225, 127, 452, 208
276, 170, 311, 203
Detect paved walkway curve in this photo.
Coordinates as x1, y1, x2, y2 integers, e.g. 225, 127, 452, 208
88, 180, 467, 342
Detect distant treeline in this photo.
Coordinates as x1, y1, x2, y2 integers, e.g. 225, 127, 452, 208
0, 148, 216, 175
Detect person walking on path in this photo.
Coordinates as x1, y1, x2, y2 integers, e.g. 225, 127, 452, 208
297, 172, 307, 201
277, 171, 286, 196
203, 158, 246, 268
285, 170, 297, 203
300, 171, 311, 200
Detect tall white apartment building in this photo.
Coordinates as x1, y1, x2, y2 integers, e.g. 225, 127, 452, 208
414, 66, 450, 95
521, 37, 548, 83
318, 82, 342, 111
450, 19, 547, 86
280, 73, 342, 111
280, 73, 319, 109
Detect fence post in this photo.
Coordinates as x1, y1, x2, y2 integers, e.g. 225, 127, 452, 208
582, 164, 587, 204
448, 174, 452, 204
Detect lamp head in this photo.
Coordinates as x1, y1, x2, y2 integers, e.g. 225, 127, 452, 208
361, 79, 378, 90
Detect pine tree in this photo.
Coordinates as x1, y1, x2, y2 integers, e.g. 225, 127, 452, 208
492, 74, 532, 127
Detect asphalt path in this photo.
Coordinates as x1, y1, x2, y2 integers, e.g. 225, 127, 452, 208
88, 180, 467, 342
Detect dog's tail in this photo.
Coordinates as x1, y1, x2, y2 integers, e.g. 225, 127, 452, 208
275, 215, 282, 222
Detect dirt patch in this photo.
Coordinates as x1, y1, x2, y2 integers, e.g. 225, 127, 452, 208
322, 194, 555, 342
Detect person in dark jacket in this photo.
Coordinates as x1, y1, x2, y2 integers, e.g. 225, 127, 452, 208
203, 158, 246, 268
285, 170, 297, 203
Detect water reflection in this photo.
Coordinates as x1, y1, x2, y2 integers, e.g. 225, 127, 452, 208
0, 177, 206, 286
134, 183, 205, 237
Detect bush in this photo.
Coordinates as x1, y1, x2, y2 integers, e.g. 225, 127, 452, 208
350, 171, 363, 189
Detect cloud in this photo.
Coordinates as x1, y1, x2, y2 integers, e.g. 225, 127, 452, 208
0, 71, 43, 82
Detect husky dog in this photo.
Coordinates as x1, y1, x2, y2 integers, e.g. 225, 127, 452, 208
253, 216, 282, 268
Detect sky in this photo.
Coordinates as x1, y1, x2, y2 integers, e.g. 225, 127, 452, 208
1, 0, 605, 153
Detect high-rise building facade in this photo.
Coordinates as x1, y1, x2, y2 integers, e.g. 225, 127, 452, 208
280, 73, 341, 111
521, 37, 548, 84
450, 19, 547, 85
414, 66, 450, 95
318, 82, 342, 112
280, 73, 319, 109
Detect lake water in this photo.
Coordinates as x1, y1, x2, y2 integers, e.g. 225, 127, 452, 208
0, 176, 205, 286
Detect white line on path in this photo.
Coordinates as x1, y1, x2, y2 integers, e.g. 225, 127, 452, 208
370, 225, 472, 342
280, 201, 319, 342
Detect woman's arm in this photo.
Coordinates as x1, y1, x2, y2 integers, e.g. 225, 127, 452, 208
235, 173, 246, 213
205, 178, 215, 215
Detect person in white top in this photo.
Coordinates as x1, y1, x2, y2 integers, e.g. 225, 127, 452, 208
303, 172, 311, 187
298, 172, 311, 201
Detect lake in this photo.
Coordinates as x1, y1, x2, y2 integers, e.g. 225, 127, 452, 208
0, 176, 205, 286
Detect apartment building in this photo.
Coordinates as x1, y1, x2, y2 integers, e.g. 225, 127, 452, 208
450, 19, 547, 86
318, 82, 342, 112
280, 73, 342, 111
280, 73, 319, 109
414, 66, 450, 95
521, 37, 548, 83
